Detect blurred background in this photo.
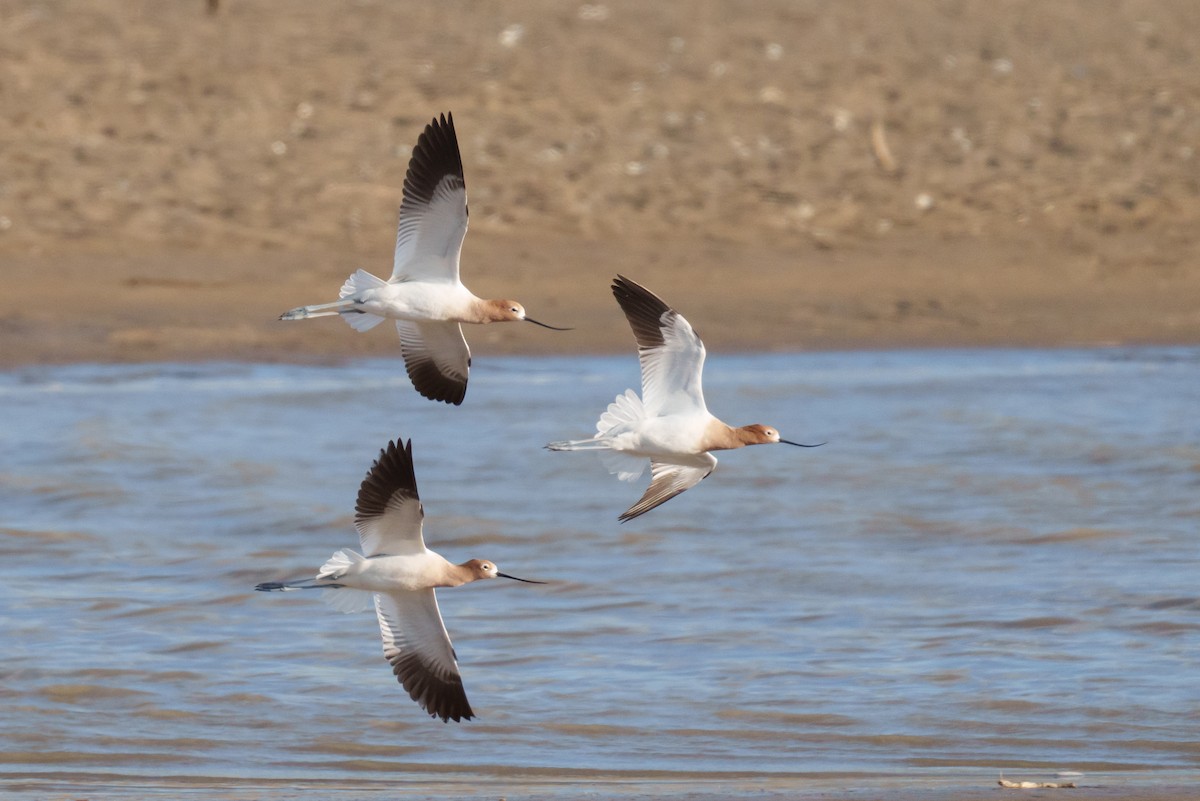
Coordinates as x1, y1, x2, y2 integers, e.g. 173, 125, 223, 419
1, 0, 1198, 360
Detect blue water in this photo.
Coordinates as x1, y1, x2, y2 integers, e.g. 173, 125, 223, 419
1, 348, 1198, 797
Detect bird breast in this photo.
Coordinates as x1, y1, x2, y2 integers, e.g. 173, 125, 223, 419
615, 414, 722, 459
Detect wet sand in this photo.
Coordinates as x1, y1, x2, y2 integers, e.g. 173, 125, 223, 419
2, 0, 1199, 365
4, 227, 1199, 366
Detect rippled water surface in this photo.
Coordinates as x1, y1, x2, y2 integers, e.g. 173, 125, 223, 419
2, 348, 1198, 797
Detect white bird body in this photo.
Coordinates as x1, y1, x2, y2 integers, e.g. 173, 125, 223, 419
604, 413, 724, 466
340, 272, 490, 325
321, 549, 468, 593
547, 275, 818, 521
278, 113, 567, 405
256, 438, 543, 722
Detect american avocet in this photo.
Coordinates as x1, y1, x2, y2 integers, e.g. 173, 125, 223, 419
279, 113, 569, 405
547, 275, 821, 521
255, 437, 544, 722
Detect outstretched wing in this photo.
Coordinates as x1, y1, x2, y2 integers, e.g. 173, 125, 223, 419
611, 275, 707, 418
355, 438, 426, 556
619, 455, 717, 522
375, 589, 473, 722
392, 112, 468, 284
395, 320, 471, 406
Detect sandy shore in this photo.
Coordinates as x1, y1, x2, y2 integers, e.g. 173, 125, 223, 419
2, 1, 1199, 366
4, 227, 1199, 367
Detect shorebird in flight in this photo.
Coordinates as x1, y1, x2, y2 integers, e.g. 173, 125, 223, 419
256, 437, 544, 722
547, 275, 821, 521
279, 112, 568, 405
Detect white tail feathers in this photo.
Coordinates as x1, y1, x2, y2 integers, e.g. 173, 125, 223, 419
322, 588, 377, 614
342, 309, 385, 332
318, 548, 364, 580
337, 270, 388, 332
545, 389, 645, 452
256, 548, 371, 611
339, 269, 387, 298
598, 449, 646, 482
597, 389, 644, 437
546, 389, 647, 479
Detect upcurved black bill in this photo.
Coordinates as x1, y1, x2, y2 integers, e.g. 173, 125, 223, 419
524, 317, 573, 331
497, 572, 547, 584
780, 439, 825, 448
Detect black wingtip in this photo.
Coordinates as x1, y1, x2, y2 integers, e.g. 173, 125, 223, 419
403, 111, 465, 209
391, 650, 475, 723
611, 275, 671, 310
404, 357, 468, 406
611, 275, 674, 348
356, 437, 420, 522
434, 705, 476, 723
414, 383, 467, 405
616, 505, 645, 523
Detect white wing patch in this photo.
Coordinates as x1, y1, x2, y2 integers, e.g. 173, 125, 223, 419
354, 440, 427, 557
392, 174, 468, 283
355, 495, 426, 558
638, 310, 707, 418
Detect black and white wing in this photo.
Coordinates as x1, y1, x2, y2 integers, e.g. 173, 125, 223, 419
375, 589, 473, 723
355, 438, 427, 557
611, 275, 708, 418
392, 112, 468, 284
619, 455, 717, 522
394, 320, 471, 406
